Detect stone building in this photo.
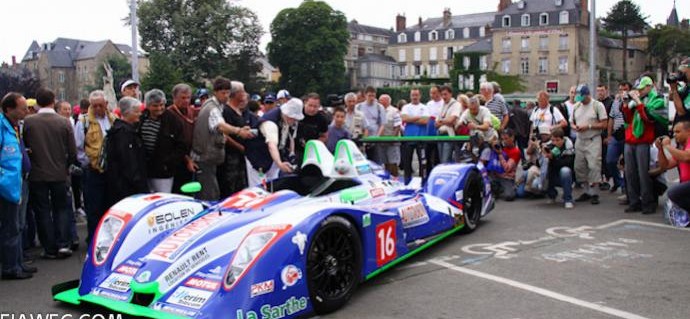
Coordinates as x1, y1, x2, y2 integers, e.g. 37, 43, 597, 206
346, 20, 396, 88
21, 37, 149, 103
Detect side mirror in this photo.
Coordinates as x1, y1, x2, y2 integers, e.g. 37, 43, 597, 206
180, 182, 202, 194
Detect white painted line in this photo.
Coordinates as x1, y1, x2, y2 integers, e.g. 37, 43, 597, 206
429, 259, 650, 319
605, 219, 690, 232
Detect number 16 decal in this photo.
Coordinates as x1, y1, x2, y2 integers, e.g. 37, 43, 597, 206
376, 219, 397, 266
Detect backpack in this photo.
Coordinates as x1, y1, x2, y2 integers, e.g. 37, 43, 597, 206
488, 113, 501, 131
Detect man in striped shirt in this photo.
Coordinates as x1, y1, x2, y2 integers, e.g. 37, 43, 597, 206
605, 81, 631, 194
480, 82, 509, 131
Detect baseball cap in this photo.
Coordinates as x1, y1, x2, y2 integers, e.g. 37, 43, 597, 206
280, 98, 305, 120
276, 89, 290, 99
538, 125, 551, 135
635, 76, 653, 90
250, 94, 261, 101
196, 88, 209, 99
264, 94, 276, 103
120, 79, 140, 92
574, 84, 590, 102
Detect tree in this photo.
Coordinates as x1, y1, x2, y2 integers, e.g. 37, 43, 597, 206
267, 0, 349, 97
0, 67, 41, 99
140, 52, 184, 100
85, 54, 132, 100
602, 0, 649, 81
648, 25, 690, 84
137, 0, 263, 88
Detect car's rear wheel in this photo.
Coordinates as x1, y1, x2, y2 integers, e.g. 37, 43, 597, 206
461, 170, 483, 233
306, 215, 362, 314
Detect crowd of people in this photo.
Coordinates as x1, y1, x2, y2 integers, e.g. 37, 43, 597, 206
1, 57, 689, 280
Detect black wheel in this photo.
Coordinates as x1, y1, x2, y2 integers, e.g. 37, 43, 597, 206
461, 170, 483, 233
306, 215, 362, 314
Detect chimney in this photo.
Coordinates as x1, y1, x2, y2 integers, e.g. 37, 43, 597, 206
443, 8, 452, 27
11, 56, 16, 66
396, 14, 407, 32
498, 0, 512, 12
580, 0, 589, 25
418, 16, 423, 28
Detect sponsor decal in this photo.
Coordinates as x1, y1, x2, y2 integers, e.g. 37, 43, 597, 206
236, 296, 308, 319
455, 190, 464, 201
291, 231, 307, 255
362, 213, 372, 227
221, 189, 278, 210
376, 219, 397, 266
143, 194, 163, 201
162, 247, 210, 289
434, 178, 447, 185
115, 265, 138, 276
153, 302, 199, 317
369, 188, 385, 198
185, 277, 220, 291
137, 270, 151, 282
166, 286, 213, 310
99, 273, 132, 292
146, 208, 197, 235
280, 265, 302, 290
149, 212, 225, 261
250, 279, 275, 297
126, 259, 143, 267
91, 288, 129, 301
398, 202, 430, 228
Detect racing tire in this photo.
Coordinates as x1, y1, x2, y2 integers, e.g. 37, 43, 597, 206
461, 170, 482, 233
306, 215, 362, 314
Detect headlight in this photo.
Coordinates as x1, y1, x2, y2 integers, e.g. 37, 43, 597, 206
92, 210, 132, 266
223, 224, 291, 290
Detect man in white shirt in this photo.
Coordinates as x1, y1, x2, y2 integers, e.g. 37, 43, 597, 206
563, 86, 578, 141
356, 86, 386, 163
529, 91, 567, 137
459, 96, 496, 141
435, 86, 462, 163
425, 86, 444, 175
401, 88, 428, 184
379, 94, 402, 176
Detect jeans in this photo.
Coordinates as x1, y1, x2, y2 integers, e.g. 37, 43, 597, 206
668, 182, 690, 212
402, 142, 425, 184
83, 168, 107, 244
624, 143, 654, 210
547, 166, 574, 202
31, 181, 70, 254
0, 198, 23, 274
606, 138, 625, 188
440, 142, 462, 164
18, 178, 29, 250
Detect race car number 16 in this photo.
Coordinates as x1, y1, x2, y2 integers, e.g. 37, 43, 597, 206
376, 220, 396, 266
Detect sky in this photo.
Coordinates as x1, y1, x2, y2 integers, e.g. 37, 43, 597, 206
1, 0, 686, 64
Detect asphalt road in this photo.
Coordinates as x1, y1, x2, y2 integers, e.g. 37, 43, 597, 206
2, 189, 689, 319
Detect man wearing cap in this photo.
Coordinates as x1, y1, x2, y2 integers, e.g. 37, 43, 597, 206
622, 76, 667, 214
191, 77, 254, 201
276, 89, 290, 106
260, 98, 304, 174
262, 94, 277, 115
571, 85, 608, 205
669, 58, 690, 124
121, 79, 140, 99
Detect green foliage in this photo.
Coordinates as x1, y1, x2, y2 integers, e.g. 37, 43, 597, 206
485, 70, 527, 94
0, 68, 41, 98
602, 0, 649, 80
377, 85, 434, 105
85, 55, 132, 99
450, 51, 525, 94
267, 0, 349, 97
140, 52, 184, 100
137, 0, 263, 89
648, 25, 690, 82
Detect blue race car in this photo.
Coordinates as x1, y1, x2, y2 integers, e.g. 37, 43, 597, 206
53, 140, 494, 318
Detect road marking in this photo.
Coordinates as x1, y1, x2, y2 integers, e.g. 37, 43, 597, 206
429, 259, 650, 319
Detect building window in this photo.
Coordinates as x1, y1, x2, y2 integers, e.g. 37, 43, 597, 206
628, 49, 635, 58
559, 11, 569, 24
521, 37, 530, 51
400, 65, 407, 77
398, 49, 406, 62
502, 38, 511, 52
463, 56, 470, 69
414, 31, 421, 42
446, 29, 455, 40
479, 26, 486, 37
463, 27, 470, 38
520, 57, 529, 75
360, 63, 367, 76
429, 30, 438, 41
503, 15, 511, 27
398, 33, 407, 43
59, 88, 65, 100
559, 34, 568, 50
366, 47, 373, 53
480, 56, 488, 70
502, 59, 511, 74
414, 48, 421, 61
521, 14, 530, 27
555, 0, 563, 6
429, 47, 437, 61
430, 64, 438, 76
539, 36, 548, 50
558, 56, 568, 73
414, 65, 421, 75
446, 47, 454, 60
540, 13, 549, 26
538, 57, 548, 74
59, 71, 65, 83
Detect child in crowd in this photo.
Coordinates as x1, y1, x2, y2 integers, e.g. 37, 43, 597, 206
326, 107, 351, 153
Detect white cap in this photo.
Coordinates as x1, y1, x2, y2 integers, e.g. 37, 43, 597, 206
276, 89, 290, 99
280, 98, 305, 120
538, 125, 551, 135
120, 79, 140, 92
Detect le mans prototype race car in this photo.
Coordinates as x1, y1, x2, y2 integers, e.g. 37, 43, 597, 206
53, 139, 494, 319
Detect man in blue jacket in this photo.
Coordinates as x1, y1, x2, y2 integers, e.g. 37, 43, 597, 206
0, 92, 34, 279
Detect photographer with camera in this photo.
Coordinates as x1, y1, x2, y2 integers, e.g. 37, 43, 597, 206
492, 129, 521, 201
522, 125, 552, 197
656, 120, 690, 213
606, 81, 632, 194
544, 127, 576, 209
669, 58, 690, 124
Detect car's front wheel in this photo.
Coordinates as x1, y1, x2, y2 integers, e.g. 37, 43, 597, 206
461, 170, 483, 233
306, 215, 362, 314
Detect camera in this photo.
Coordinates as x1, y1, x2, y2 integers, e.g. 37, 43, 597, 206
621, 92, 630, 102
543, 144, 555, 152
667, 71, 688, 85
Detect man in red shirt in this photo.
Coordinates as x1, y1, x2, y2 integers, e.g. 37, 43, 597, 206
494, 129, 521, 201
657, 120, 690, 212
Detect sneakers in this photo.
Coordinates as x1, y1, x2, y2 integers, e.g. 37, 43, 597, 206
21, 264, 37, 273
599, 182, 611, 191
1, 271, 33, 280
625, 206, 641, 213
40, 252, 58, 260
575, 193, 592, 202
564, 202, 574, 209
58, 247, 73, 258
591, 195, 600, 205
